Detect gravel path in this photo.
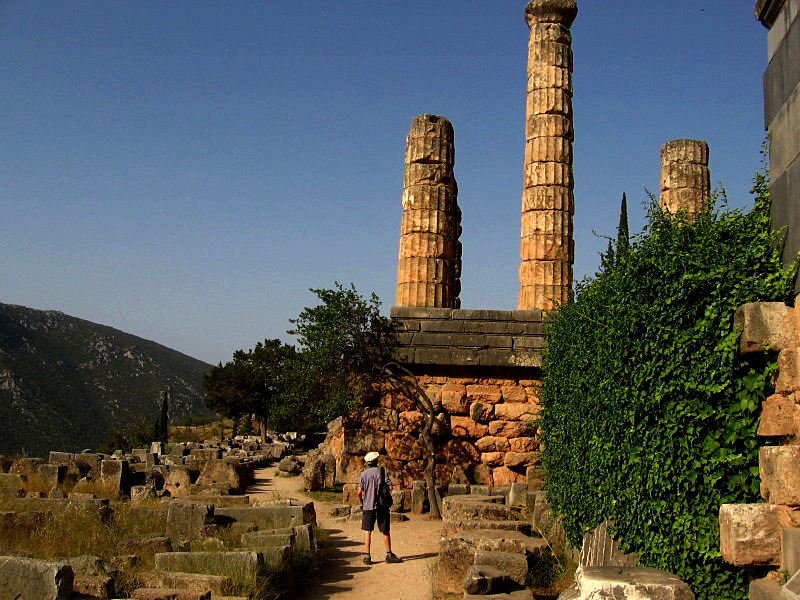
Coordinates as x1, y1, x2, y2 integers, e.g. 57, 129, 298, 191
247, 465, 443, 600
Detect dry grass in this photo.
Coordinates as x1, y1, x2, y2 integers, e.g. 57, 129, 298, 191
169, 419, 234, 443
529, 514, 578, 597
0, 499, 166, 560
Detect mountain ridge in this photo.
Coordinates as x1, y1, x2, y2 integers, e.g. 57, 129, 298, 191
0, 302, 212, 456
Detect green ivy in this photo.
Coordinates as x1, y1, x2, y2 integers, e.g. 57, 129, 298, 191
540, 172, 795, 599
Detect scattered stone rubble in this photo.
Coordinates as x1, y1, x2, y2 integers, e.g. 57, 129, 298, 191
0, 435, 320, 600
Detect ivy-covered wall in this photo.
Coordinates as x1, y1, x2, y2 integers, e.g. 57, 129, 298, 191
538, 178, 796, 599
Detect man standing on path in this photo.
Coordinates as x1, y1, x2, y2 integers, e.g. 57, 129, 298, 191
358, 451, 403, 566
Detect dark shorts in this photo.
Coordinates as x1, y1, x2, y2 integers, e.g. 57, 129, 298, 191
361, 509, 390, 534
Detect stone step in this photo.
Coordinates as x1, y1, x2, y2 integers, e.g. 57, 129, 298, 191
136, 570, 235, 596
130, 588, 211, 600
463, 590, 533, 599
444, 520, 533, 536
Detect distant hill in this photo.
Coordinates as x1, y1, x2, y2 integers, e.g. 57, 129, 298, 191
0, 303, 212, 457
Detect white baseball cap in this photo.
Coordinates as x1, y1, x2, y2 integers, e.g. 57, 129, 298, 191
364, 451, 380, 463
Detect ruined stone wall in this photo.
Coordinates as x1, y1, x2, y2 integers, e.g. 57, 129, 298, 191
720, 301, 800, 592
321, 309, 546, 506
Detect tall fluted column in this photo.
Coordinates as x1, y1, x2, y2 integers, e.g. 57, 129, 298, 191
396, 114, 461, 308
519, 0, 577, 311
660, 139, 710, 220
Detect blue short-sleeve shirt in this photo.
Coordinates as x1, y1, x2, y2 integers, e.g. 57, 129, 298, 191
358, 465, 391, 511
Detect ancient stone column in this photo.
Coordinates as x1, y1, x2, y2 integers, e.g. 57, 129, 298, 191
519, 0, 577, 311
396, 114, 461, 308
660, 139, 710, 220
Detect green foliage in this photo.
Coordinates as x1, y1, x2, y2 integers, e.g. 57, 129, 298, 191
280, 283, 396, 432
540, 173, 795, 599
203, 339, 296, 426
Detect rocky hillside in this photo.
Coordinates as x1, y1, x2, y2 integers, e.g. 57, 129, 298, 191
0, 303, 212, 456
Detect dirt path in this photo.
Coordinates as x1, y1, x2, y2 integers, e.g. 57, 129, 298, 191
247, 466, 442, 600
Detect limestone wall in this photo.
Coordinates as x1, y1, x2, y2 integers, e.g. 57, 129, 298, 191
314, 308, 546, 505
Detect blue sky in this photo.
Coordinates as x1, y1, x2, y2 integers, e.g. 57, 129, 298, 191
1, 1, 770, 365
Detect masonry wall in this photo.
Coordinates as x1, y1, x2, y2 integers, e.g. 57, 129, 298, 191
758, 0, 800, 292
322, 308, 547, 505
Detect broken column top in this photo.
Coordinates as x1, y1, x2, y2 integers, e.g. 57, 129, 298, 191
409, 114, 453, 139
525, 0, 578, 26
661, 139, 710, 165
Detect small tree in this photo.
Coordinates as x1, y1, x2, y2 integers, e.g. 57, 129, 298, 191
202, 339, 296, 439
288, 283, 443, 517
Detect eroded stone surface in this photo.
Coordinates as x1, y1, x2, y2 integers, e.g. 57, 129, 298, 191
572, 566, 694, 599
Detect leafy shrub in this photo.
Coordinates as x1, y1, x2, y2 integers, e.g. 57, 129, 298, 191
540, 173, 795, 599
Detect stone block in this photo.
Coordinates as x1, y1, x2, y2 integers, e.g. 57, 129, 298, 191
0, 472, 25, 498
784, 527, 800, 576
441, 383, 469, 415
504, 452, 538, 468
476, 437, 511, 453
501, 385, 528, 403
493, 466, 527, 487
749, 576, 783, 600
100, 459, 130, 495
342, 429, 385, 455
467, 385, 503, 404
441, 496, 516, 522
441, 439, 479, 465
464, 564, 511, 595
0, 556, 74, 600
508, 483, 528, 508
435, 529, 548, 597
761, 446, 800, 504
72, 574, 113, 599
720, 503, 800, 565
574, 566, 694, 599
131, 589, 211, 600
759, 393, 800, 436
735, 301, 796, 353
217, 502, 316, 528
164, 465, 196, 498
474, 549, 529, 586
510, 437, 538, 453
154, 551, 264, 579
778, 349, 800, 394
119, 536, 172, 556
786, 566, 800, 597
471, 402, 494, 422
450, 416, 488, 440
385, 432, 422, 461
489, 420, 533, 438
532, 491, 552, 530
10, 457, 44, 479
399, 410, 425, 433
135, 571, 233, 596
480, 452, 505, 466
166, 500, 215, 545
196, 459, 249, 494
494, 403, 537, 422
343, 483, 360, 506
240, 531, 295, 549
38, 464, 67, 489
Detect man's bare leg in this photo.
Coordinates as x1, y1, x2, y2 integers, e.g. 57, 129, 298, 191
383, 533, 392, 554
364, 530, 372, 556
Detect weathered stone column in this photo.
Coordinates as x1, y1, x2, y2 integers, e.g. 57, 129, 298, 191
396, 114, 461, 308
519, 0, 577, 311
660, 139, 710, 220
